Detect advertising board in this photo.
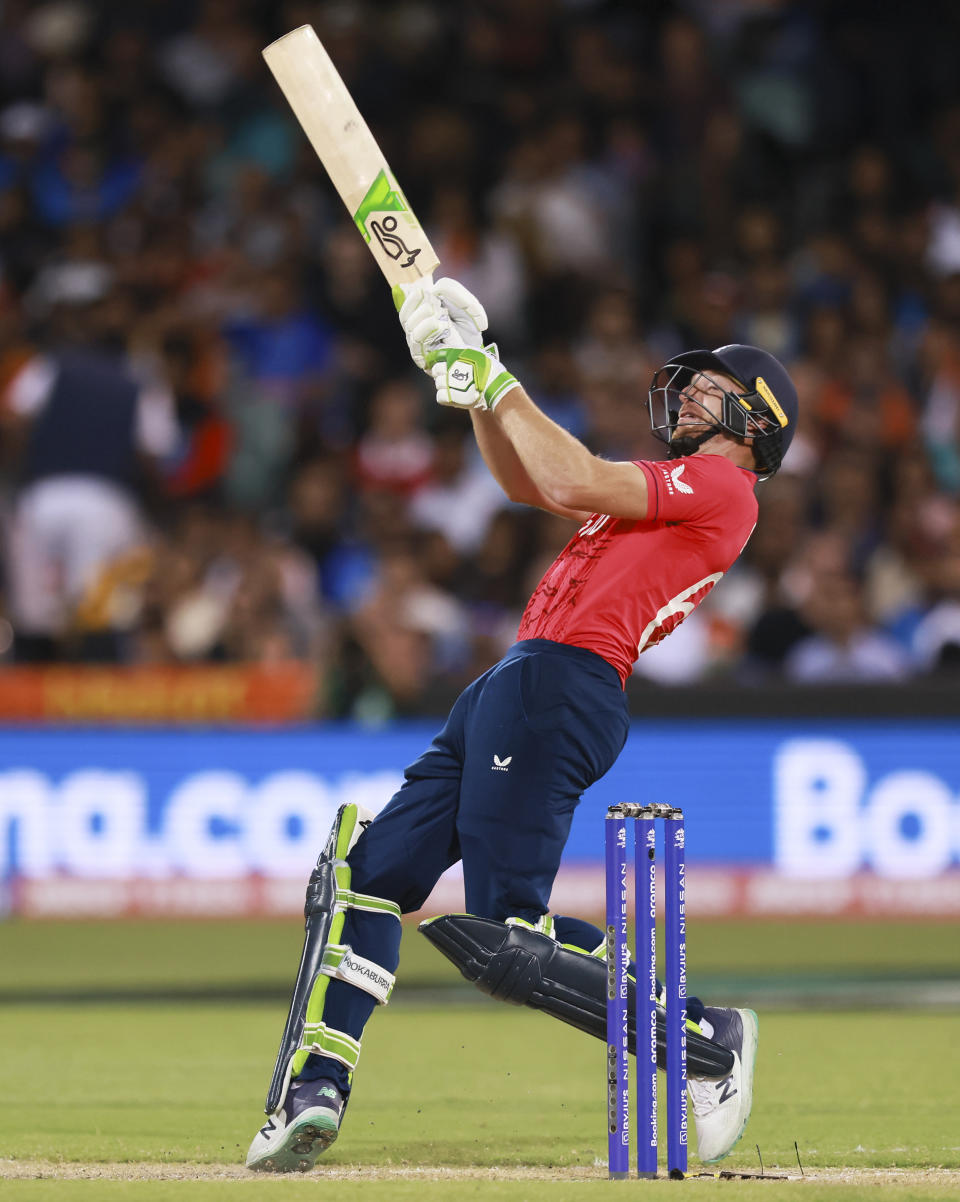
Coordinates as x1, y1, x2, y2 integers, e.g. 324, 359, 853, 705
1, 721, 957, 917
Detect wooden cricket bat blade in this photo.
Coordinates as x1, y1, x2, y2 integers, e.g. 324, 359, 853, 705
263, 25, 439, 287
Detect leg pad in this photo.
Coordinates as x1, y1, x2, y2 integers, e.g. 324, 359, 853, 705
264, 803, 400, 1114
420, 913, 734, 1079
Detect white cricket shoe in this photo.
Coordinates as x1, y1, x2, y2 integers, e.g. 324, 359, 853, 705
688, 1007, 758, 1163
245, 1077, 345, 1172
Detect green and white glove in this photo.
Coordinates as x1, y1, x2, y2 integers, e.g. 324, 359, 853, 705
433, 278, 487, 350
392, 277, 487, 371
393, 275, 519, 409
426, 343, 520, 411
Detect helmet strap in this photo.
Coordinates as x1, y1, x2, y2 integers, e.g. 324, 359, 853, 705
666, 427, 722, 460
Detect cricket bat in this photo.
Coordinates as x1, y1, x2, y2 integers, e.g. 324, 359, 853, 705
263, 25, 439, 287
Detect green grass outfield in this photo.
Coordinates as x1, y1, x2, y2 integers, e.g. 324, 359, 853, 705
1, 919, 958, 1200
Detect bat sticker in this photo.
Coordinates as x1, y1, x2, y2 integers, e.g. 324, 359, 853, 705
369, 215, 422, 266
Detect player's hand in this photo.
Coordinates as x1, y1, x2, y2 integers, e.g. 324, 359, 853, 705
393, 277, 488, 372
394, 281, 460, 371
432, 278, 487, 350
426, 344, 520, 411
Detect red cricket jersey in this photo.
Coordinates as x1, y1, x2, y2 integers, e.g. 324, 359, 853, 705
516, 454, 759, 685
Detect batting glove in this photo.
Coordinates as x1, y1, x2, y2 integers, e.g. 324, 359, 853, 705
426, 344, 520, 411
393, 277, 488, 371
432, 278, 487, 349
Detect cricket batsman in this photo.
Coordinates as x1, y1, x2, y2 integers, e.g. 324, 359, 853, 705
246, 277, 798, 1172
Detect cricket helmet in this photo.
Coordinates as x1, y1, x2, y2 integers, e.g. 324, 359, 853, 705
647, 343, 798, 478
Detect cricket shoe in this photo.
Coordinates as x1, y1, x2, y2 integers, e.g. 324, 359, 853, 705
245, 1078, 345, 1172
688, 1007, 758, 1163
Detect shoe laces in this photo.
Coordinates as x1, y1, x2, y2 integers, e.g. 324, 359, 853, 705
688, 1074, 726, 1118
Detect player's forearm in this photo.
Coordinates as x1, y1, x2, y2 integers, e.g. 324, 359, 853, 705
492, 386, 611, 512
400, 287, 642, 515
469, 408, 544, 505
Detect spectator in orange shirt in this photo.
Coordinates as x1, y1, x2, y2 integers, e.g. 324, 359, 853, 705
814, 333, 916, 452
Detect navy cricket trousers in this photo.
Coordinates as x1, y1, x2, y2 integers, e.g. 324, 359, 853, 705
350, 638, 630, 918
304, 639, 629, 1090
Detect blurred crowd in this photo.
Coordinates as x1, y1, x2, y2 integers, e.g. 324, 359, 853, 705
0, 0, 959, 715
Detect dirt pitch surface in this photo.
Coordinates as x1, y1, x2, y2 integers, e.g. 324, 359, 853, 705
2, 1161, 959, 1187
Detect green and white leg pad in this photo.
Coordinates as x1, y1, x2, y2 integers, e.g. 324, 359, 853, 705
263, 803, 400, 1115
